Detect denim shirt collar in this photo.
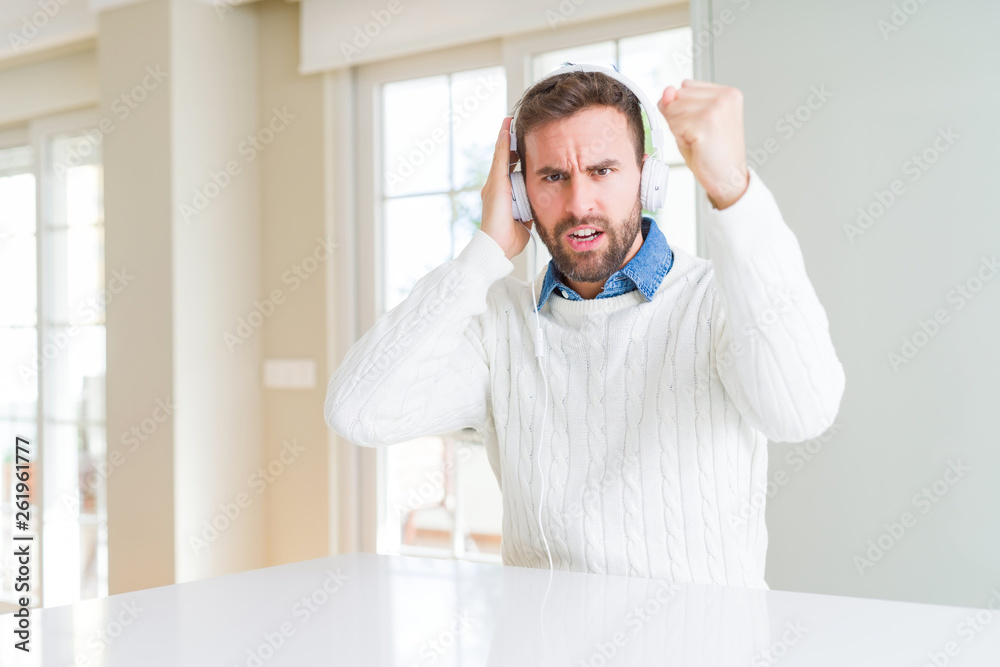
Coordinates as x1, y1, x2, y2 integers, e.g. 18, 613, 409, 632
537, 215, 674, 310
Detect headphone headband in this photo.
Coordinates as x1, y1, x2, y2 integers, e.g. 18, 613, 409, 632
509, 62, 666, 165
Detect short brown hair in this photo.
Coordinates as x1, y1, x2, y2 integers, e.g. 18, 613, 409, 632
511, 70, 646, 176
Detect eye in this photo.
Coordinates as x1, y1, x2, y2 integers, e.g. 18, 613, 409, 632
544, 174, 561, 183
595, 167, 612, 176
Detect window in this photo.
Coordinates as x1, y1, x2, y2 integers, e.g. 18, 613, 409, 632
382, 66, 506, 312
0, 115, 107, 608
378, 65, 508, 562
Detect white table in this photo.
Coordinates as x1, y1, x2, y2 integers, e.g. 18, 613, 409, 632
2, 551, 999, 665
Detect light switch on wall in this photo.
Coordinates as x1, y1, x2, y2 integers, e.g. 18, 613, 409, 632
263, 358, 317, 389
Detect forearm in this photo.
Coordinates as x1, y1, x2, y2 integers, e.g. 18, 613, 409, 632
324, 229, 514, 446
708, 167, 845, 442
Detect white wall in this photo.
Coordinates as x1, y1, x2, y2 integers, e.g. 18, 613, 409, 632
705, 0, 1000, 608
169, 0, 265, 584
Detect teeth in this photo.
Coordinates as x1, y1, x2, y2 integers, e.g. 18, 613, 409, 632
571, 230, 599, 239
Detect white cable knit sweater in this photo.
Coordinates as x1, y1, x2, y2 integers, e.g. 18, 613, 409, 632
324, 167, 846, 589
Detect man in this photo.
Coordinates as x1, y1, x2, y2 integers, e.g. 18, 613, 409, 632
325, 71, 845, 589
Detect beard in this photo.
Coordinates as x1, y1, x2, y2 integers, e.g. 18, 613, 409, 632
533, 194, 643, 284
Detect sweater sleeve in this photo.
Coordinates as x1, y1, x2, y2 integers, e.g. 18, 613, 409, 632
324, 229, 514, 447
706, 167, 846, 443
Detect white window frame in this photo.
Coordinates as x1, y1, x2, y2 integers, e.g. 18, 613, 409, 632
325, 2, 710, 557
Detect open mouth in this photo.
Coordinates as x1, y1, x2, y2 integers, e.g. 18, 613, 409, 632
565, 229, 604, 251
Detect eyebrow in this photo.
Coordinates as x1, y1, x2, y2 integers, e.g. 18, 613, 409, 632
533, 158, 621, 177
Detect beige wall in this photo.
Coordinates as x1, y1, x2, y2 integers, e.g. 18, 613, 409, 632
0, 41, 97, 127
255, 0, 329, 568
100, 0, 177, 595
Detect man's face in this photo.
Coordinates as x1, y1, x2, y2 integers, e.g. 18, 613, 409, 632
523, 105, 646, 284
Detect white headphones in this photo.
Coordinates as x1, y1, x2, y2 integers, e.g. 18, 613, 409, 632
508, 62, 671, 222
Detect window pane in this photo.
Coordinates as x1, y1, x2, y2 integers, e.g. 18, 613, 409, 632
43, 515, 81, 607
42, 326, 105, 423
78, 423, 107, 517
0, 327, 38, 419
386, 436, 454, 550
450, 66, 507, 191
383, 75, 451, 197
0, 171, 36, 235
453, 190, 482, 256
383, 194, 452, 313
43, 422, 89, 521
40, 421, 106, 524
80, 517, 108, 599
659, 164, 697, 255
457, 438, 502, 556
532, 41, 616, 82
64, 163, 103, 228
49, 134, 101, 229
0, 144, 33, 173
48, 226, 105, 325
0, 233, 36, 326
619, 28, 693, 166
41, 422, 108, 606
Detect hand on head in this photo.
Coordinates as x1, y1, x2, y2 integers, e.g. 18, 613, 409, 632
481, 116, 533, 261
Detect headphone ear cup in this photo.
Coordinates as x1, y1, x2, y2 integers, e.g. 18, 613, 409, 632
640, 158, 669, 212
510, 170, 531, 222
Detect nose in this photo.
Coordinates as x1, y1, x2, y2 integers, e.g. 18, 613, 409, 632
563, 172, 598, 222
